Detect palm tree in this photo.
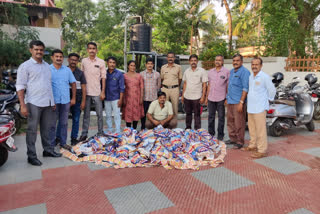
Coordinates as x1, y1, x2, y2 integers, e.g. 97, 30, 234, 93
185, 1, 216, 54
181, 0, 233, 53
221, 0, 233, 52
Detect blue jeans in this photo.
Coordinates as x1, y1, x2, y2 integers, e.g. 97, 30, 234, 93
54, 103, 70, 146
105, 100, 121, 133
70, 102, 81, 139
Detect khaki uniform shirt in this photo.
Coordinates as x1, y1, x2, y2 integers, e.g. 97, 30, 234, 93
183, 67, 208, 100
148, 100, 173, 121
160, 63, 182, 86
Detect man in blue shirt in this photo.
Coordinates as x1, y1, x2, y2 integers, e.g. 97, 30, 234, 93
226, 54, 250, 149
105, 56, 125, 134
243, 57, 276, 158
50, 49, 76, 151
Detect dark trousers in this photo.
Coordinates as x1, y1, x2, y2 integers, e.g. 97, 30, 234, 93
227, 103, 247, 145
54, 103, 70, 146
70, 102, 81, 139
141, 101, 152, 129
184, 98, 201, 130
208, 100, 225, 140
126, 121, 138, 129
26, 103, 56, 159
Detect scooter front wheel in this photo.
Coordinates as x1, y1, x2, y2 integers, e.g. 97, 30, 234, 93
0, 145, 8, 167
305, 121, 315, 131
269, 119, 283, 137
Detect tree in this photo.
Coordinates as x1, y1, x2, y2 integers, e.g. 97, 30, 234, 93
107, 0, 156, 24
0, 1, 39, 67
152, 0, 191, 54
262, 0, 320, 56
58, 0, 96, 55
231, 0, 259, 47
201, 14, 224, 45
185, 1, 216, 55
220, 0, 233, 53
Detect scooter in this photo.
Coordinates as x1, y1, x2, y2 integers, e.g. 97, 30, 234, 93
311, 89, 320, 120
305, 74, 320, 120
0, 70, 24, 133
267, 85, 315, 137
0, 114, 17, 167
0, 92, 23, 133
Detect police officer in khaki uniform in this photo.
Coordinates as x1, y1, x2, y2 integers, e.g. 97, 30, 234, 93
160, 52, 182, 115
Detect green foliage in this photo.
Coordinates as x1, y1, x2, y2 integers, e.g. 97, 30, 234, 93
261, 0, 299, 56
152, 0, 190, 54
199, 39, 229, 61
261, 0, 320, 56
59, 0, 96, 56
232, 2, 259, 48
0, 2, 39, 66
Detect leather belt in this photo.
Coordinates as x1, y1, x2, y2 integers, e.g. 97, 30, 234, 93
163, 84, 179, 89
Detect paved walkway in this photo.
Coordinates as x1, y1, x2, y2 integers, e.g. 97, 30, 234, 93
0, 116, 320, 214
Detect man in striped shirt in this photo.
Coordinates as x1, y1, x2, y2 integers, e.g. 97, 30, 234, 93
140, 58, 161, 130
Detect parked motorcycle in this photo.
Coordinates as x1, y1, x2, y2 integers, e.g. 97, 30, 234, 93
267, 79, 314, 137
0, 114, 17, 167
305, 74, 320, 120
0, 70, 24, 133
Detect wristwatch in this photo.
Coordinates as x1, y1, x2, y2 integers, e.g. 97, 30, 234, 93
239, 100, 244, 104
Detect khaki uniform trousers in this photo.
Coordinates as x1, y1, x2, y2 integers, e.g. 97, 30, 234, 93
248, 111, 268, 153
161, 87, 179, 115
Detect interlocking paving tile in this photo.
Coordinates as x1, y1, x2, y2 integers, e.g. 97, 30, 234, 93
286, 128, 319, 136
0, 203, 47, 214
87, 163, 107, 171
267, 136, 287, 144
301, 147, 320, 158
0, 162, 42, 185
288, 208, 315, 214
254, 156, 310, 175
104, 181, 174, 214
191, 167, 255, 193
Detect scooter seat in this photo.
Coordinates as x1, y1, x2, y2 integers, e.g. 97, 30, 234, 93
0, 89, 13, 94
274, 99, 296, 106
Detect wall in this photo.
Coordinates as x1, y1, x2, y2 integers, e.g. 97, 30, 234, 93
1, 24, 61, 49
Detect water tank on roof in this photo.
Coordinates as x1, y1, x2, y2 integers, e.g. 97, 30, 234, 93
130, 24, 152, 52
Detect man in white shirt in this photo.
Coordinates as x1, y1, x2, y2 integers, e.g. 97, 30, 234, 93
243, 57, 276, 158
182, 54, 208, 130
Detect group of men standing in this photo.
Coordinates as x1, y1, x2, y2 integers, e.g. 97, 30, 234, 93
205, 54, 276, 159
177, 53, 276, 159
16, 40, 275, 166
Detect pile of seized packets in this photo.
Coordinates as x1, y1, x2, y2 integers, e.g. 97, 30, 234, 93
61, 126, 226, 170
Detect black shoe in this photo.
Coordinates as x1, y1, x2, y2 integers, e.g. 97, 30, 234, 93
28, 157, 42, 166
225, 139, 236, 144
78, 135, 87, 142
60, 144, 72, 151
71, 138, 78, 146
55, 138, 61, 145
43, 150, 62, 157
233, 143, 243, 149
